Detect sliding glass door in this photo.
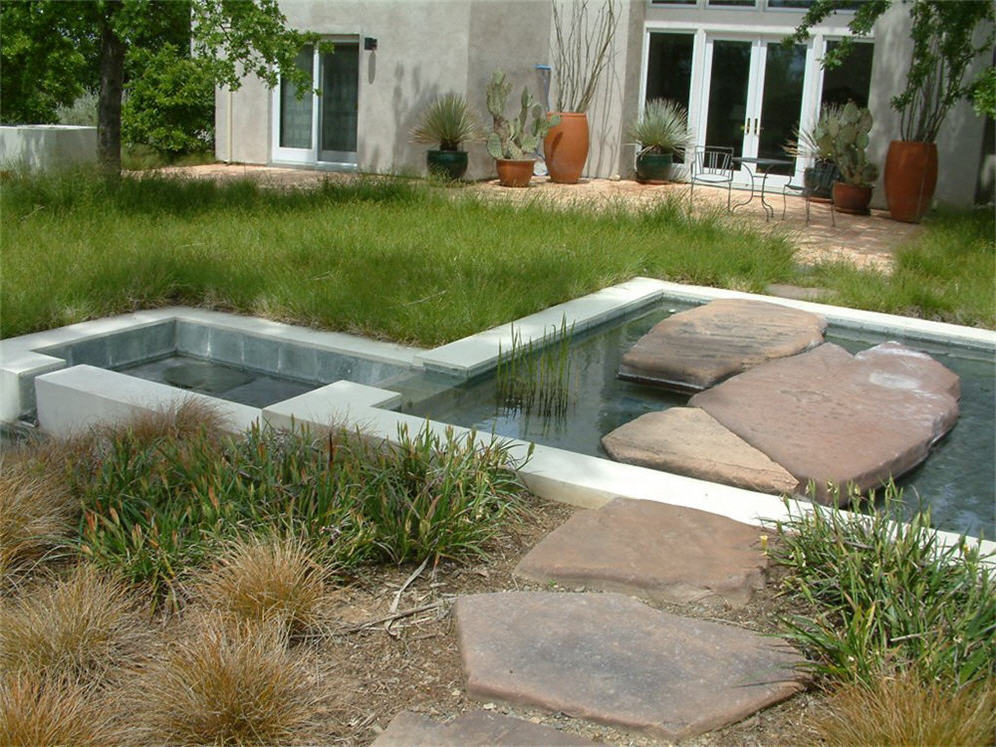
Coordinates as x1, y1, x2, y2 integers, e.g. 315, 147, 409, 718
272, 39, 359, 167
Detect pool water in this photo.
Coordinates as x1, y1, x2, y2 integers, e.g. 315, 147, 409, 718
405, 304, 995, 538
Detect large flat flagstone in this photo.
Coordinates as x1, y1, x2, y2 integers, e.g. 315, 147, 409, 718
454, 591, 803, 741
514, 497, 768, 607
619, 299, 826, 391
601, 408, 798, 494
691, 342, 959, 503
373, 710, 597, 746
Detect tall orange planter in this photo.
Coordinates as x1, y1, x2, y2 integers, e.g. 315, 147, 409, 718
884, 141, 938, 223
543, 112, 589, 184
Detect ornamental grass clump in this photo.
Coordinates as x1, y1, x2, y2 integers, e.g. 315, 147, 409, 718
410, 93, 480, 151
0, 565, 151, 682
768, 483, 995, 688
0, 455, 75, 583
192, 535, 331, 635
128, 614, 327, 747
0, 673, 121, 747
809, 669, 996, 747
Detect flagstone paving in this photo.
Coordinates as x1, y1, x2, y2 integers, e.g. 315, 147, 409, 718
454, 591, 804, 741
514, 497, 770, 607
373, 710, 599, 746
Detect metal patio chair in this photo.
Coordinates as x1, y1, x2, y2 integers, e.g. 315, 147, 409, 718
689, 146, 735, 211
782, 164, 838, 226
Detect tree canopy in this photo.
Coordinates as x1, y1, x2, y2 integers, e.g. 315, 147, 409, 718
790, 0, 995, 139
0, 0, 322, 170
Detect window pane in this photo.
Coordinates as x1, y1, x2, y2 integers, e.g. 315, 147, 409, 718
707, 0, 756, 6
651, 0, 697, 4
821, 40, 874, 108
645, 33, 694, 163
705, 40, 752, 158
758, 42, 806, 175
279, 46, 313, 149
320, 42, 359, 154
767, 0, 812, 7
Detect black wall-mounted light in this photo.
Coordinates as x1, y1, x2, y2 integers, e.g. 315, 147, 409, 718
364, 37, 377, 51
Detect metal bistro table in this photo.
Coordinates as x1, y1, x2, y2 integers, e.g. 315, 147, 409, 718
731, 156, 793, 221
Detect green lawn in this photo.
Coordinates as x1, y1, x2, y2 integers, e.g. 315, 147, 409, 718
1, 170, 992, 342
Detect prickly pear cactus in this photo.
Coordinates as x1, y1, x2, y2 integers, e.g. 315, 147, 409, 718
484, 69, 553, 161
820, 101, 878, 187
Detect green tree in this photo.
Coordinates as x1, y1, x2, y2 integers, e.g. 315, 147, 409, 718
790, 0, 995, 141
0, 0, 322, 171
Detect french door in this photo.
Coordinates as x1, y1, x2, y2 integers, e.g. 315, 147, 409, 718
698, 35, 808, 187
272, 39, 359, 167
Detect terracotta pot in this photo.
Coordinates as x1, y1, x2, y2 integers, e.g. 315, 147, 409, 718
635, 152, 673, 184
832, 181, 872, 215
495, 158, 535, 188
884, 140, 937, 223
543, 112, 589, 184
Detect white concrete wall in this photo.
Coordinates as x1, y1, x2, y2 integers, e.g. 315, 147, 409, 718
216, 0, 990, 207
0, 125, 97, 171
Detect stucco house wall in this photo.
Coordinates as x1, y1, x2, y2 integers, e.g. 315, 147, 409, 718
215, 0, 991, 209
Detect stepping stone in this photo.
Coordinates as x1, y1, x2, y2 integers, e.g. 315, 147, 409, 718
619, 299, 826, 391
601, 408, 797, 494
514, 497, 768, 607
373, 710, 598, 746
455, 591, 803, 741
691, 342, 959, 503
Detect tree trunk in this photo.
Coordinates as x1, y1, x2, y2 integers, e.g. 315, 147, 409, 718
97, 5, 126, 173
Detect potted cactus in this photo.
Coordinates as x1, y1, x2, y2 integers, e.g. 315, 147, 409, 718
485, 70, 559, 188
814, 101, 878, 215
411, 93, 480, 180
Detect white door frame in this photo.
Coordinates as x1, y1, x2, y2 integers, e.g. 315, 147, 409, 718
641, 19, 868, 188
270, 35, 360, 170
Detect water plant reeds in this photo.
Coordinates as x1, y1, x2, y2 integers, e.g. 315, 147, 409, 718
495, 316, 576, 418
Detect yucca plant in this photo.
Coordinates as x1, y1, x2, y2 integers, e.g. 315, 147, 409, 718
411, 93, 480, 152
627, 98, 690, 157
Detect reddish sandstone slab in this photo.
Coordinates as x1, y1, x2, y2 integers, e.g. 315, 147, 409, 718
514, 497, 769, 607
454, 591, 804, 741
691, 342, 959, 502
601, 408, 797, 494
619, 299, 826, 391
373, 710, 597, 746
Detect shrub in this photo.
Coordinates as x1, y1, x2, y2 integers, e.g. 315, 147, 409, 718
810, 670, 996, 747
0, 565, 151, 682
0, 673, 120, 747
192, 535, 330, 635
128, 614, 326, 746
769, 485, 995, 687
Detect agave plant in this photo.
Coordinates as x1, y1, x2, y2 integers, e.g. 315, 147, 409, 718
627, 98, 690, 156
411, 93, 480, 151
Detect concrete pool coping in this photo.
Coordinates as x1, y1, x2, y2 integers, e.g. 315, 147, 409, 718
7, 279, 995, 556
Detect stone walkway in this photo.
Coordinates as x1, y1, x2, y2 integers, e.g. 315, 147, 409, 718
374, 498, 806, 745
152, 164, 922, 273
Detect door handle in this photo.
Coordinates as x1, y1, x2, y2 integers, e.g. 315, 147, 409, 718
753, 118, 759, 135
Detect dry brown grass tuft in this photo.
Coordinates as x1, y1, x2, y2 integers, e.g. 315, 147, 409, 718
128, 613, 330, 746
0, 673, 121, 746
106, 398, 227, 447
811, 670, 996, 747
192, 535, 332, 635
0, 565, 151, 681
0, 455, 75, 582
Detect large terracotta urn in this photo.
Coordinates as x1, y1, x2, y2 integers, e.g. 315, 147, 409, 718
884, 140, 937, 223
543, 112, 589, 184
